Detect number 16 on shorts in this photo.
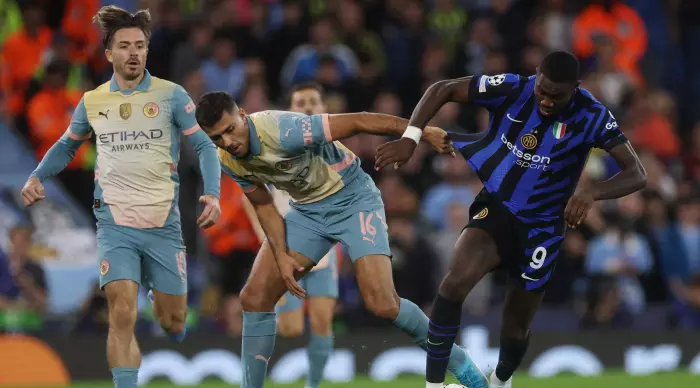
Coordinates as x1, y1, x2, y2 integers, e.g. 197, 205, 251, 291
359, 211, 386, 245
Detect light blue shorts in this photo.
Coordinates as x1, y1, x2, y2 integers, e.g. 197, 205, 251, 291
284, 173, 391, 263
276, 246, 339, 314
97, 224, 187, 295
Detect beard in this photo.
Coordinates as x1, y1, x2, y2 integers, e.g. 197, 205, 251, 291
116, 63, 143, 81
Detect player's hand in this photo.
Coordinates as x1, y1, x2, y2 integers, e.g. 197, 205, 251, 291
21, 177, 45, 207
276, 252, 306, 299
422, 126, 457, 157
565, 188, 596, 228
197, 194, 221, 229
375, 138, 418, 171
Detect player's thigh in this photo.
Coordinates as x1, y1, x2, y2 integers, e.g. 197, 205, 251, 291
353, 254, 400, 319
98, 226, 143, 291
241, 239, 315, 311
104, 279, 140, 330
331, 206, 391, 263
142, 232, 188, 296
275, 292, 305, 337
285, 208, 335, 264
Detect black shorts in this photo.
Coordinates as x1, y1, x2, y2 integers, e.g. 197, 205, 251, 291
464, 189, 567, 293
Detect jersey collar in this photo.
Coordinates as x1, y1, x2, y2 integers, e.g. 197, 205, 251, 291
109, 70, 152, 93
239, 116, 261, 160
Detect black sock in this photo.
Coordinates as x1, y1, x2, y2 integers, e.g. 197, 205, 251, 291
494, 333, 530, 382
426, 294, 463, 383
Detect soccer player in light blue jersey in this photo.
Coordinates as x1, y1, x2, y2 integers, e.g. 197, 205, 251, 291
195, 90, 489, 388
21, 6, 221, 388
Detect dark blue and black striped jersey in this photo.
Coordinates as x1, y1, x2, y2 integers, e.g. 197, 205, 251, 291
451, 73, 627, 219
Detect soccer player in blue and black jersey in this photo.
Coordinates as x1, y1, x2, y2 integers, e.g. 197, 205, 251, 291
375, 51, 647, 388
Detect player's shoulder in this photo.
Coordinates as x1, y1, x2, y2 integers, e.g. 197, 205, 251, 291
574, 88, 613, 117
149, 76, 179, 92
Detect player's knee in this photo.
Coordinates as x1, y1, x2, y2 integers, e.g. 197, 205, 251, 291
240, 284, 274, 312
364, 293, 400, 320
277, 318, 304, 337
309, 312, 333, 336
439, 270, 479, 301
109, 299, 137, 331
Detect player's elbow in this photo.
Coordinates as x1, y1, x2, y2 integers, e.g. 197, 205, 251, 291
634, 162, 648, 191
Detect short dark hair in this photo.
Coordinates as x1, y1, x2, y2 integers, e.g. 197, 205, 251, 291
540, 51, 580, 84
196, 91, 238, 128
287, 82, 324, 107
93, 5, 152, 48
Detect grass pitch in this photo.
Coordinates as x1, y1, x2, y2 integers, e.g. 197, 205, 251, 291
68, 372, 697, 388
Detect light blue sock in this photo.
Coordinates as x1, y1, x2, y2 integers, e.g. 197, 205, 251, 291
167, 326, 186, 343
307, 334, 333, 388
111, 367, 138, 388
242, 312, 277, 388
392, 298, 488, 388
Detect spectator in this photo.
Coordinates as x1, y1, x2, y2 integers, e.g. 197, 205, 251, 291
281, 15, 358, 89
585, 211, 654, 314
26, 59, 94, 212
200, 32, 246, 99
61, 0, 100, 64
170, 18, 212, 85
427, 0, 467, 58
0, 3, 52, 118
0, 226, 48, 319
573, 0, 648, 86
337, 0, 386, 78
264, 0, 308, 98
421, 155, 477, 230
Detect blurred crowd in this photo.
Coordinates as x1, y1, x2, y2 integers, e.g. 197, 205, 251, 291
1, 0, 700, 335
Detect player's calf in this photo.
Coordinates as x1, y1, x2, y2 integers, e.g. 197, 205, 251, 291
150, 290, 188, 342
105, 280, 141, 388
277, 309, 304, 337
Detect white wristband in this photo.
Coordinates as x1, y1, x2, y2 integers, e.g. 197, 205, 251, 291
402, 126, 423, 144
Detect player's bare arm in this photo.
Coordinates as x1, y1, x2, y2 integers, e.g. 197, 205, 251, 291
326, 113, 454, 155
565, 141, 647, 227
245, 183, 306, 298
375, 77, 472, 170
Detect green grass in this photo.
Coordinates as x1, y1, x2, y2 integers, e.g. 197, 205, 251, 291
68, 372, 698, 388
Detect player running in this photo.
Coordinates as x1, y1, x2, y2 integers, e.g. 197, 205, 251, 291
20, 6, 221, 388
195, 91, 489, 388
249, 82, 340, 388
375, 51, 647, 388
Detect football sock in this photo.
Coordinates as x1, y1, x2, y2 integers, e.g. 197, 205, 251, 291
392, 298, 469, 379
494, 333, 530, 382
111, 367, 138, 388
425, 294, 463, 384
241, 312, 277, 388
307, 333, 333, 388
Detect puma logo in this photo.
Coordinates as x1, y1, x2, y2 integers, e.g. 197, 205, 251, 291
255, 355, 270, 364
362, 236, 375, 245
284, 128, 293, 137
99, 110, 109, 119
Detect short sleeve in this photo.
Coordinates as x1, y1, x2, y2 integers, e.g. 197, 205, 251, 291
172, 84, 199, 135
591, 107, 627, 151
467, 73, 522, 111
64, 97, 92, 140
278, 112, 331, 154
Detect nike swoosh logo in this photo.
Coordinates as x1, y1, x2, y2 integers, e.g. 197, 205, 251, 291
507, 113, 523, 123
521, 273, 539, 281
427, 339, 444, 346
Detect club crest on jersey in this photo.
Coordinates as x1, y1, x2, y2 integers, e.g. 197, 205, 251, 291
100, 259, 110, 276
143, 102, 160, 118
488, 74, 506, 86
119, 103, 131, 120
552, 122, 567, 139
520, 134, 538, 150
275, 160, 292, 171
473, 208, 488, 220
